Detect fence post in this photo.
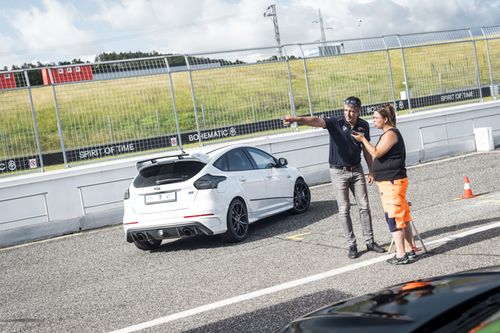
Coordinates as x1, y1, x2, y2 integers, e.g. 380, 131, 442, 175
107, 115, 114, 142
1, 128, 9, 162
383, 36, 396, 108
201, 104, 207, 128
47, 68, 68, 167
24, 70, 44, 172
298, 44, 314, 116
329, 87, 335, 111
481, 27, 496, 99
367, 82, 372, 104
155, 110, 161, 135
250, 96, 257, 122
282, 47, 297, 120
185, 55, 203, 146
164, 57, 183, 150
397, 35, 412, 112
469, 29, 483, 102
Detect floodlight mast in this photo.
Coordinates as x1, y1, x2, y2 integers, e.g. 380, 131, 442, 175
264, 4, 283, 57
313, 9, 326, 42
312, 9, 333, 43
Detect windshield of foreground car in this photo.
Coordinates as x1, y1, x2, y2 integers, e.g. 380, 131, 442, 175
133, 160, 206, 188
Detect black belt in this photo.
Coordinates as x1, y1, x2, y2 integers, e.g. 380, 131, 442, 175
330, 164, 360, 171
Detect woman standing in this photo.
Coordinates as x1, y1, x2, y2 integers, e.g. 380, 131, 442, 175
352, 104, 415, 265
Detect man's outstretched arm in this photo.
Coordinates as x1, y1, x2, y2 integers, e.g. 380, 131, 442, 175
283, 116, 326, 128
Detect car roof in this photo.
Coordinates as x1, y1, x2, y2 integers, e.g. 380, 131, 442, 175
192, 143, 256, 157
135, 144, 257, 171
280, 267, 500, 333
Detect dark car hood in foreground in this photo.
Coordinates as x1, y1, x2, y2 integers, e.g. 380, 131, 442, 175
277, 266, 500, 333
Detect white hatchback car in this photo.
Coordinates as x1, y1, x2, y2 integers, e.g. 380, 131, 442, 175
123, 145, 311, 250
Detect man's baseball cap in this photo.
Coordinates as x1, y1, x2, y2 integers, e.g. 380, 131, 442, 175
344, 96, 362, 108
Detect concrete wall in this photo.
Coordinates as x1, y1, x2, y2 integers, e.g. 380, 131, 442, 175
1, 100, 499, 248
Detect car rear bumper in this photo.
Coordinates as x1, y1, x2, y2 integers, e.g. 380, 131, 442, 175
126, 222, 214, 243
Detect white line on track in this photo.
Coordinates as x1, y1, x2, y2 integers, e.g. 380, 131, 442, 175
109, 220, 500, 333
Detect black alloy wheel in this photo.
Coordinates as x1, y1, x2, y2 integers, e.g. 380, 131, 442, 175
291, 178, 311, 214
220, 198, 249, 243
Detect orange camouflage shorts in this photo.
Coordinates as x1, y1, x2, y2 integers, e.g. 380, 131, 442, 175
375, 177, 412, 232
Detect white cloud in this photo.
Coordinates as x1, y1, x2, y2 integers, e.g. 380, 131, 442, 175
91, 0, 274, 53
8, 0, 95, 59
0, 34, 20, 68
295, 0, 500, 39
0, 0, 499, 68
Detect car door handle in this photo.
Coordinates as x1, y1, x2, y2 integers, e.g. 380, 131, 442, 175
287, 175, 291, 178
239, 177, 247, 183
266, 175, 272, 179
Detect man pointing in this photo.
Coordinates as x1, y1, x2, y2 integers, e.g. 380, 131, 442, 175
283, 96, 385, 258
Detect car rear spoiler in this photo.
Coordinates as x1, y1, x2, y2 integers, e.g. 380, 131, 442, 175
136, 152, 189, 171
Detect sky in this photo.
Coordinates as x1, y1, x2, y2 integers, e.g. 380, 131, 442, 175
1, 0, 499, 68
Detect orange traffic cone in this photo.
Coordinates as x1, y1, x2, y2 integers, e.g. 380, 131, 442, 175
462, 176, 475, 199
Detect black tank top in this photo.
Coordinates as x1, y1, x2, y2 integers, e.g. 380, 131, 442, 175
372, 128, 407, 181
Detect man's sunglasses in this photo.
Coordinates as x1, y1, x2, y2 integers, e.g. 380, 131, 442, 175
344, 98, 361, 107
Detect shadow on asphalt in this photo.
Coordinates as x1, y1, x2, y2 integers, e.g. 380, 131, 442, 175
415, 223, 500, 261
372, 217, 500, 261
151, 199, 338, 252
418, 216, 499, 239
181, 288, 352, 333
151, 209, 499, 254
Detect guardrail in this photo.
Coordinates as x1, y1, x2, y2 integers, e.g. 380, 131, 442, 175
0, 192, 49, 232
77, 177, 133, 215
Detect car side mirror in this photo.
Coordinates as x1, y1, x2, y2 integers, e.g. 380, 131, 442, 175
278, 157, 288, 167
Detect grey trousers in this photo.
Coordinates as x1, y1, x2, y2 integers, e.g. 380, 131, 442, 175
329, 165, 374, 247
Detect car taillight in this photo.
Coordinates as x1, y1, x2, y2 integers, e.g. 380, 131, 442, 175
193, 174, 227, 189
124, 189, 130, 200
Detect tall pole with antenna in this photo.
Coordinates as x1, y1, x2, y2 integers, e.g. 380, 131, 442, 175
264, 4, 282, 57
313, 9, 333, 44
315, 9, 326, 42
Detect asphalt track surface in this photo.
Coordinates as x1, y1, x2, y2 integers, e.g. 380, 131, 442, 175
1, 150, 499, 333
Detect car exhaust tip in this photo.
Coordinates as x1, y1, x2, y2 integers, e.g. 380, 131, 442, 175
180, 227, 195, 237
136, 233, 146, 241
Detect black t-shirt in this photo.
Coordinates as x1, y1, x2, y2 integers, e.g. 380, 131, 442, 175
372, 128, 407, 181
324, 116, 370, 166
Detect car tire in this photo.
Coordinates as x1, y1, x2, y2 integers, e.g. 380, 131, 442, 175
133, 237, 162, 251
220, 198, 249, 243
291, 178, 311, 214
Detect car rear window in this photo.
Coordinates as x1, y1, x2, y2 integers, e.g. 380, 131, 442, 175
133, 160, 206, 188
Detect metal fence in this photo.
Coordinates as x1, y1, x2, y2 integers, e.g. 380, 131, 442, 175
0, 26, 499, 174
0, 69, 43, 173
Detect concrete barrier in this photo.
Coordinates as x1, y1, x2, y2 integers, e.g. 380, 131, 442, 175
1, 100, 499, 248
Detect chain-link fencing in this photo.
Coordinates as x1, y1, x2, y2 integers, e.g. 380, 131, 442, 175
184, 47, 295, 145
0, 69, 43, 173
46, 57, 181, 165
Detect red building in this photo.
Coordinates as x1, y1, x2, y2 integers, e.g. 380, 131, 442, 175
42, 64, 93, 85
0, 72, 17, 89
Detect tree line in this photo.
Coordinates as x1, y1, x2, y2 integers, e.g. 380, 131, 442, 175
3, 51, 296, 86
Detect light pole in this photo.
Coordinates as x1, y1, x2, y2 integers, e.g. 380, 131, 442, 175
357, 19, 363, 37
357, 19, 364, 51
312, 9, 333, 43
264, 4, 283, 57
